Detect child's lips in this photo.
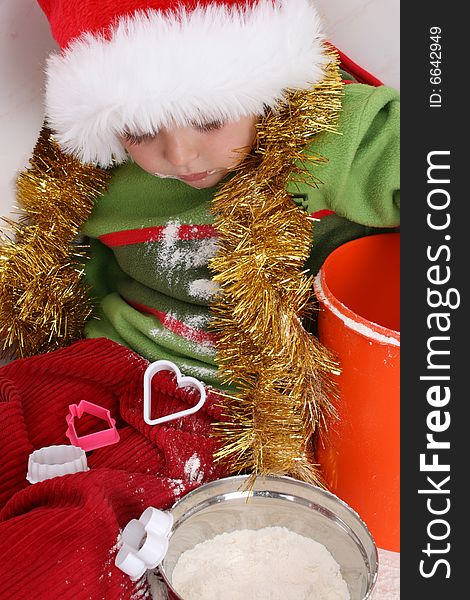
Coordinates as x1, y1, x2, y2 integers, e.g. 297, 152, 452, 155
153, 169, 223, 182
178, 169, 221, 182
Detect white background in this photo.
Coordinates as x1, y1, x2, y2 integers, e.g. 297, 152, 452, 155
0, 0, 399, 219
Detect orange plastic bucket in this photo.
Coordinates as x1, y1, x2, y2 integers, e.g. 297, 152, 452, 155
314, 233, 400, 552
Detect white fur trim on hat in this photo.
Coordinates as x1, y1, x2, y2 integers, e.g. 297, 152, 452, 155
45, 0, 327, 167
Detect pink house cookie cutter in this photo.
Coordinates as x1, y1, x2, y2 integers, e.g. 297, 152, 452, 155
65, 400, 120, 451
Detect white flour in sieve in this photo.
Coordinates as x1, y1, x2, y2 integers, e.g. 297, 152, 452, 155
170, 526, 350, 600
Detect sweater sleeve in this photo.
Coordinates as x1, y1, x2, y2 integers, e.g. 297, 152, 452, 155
288, 83, 400, 228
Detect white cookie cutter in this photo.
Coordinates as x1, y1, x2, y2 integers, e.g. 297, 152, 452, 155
115, 507, 173, 580
143, 360, 206, 426
26, 445, 89, 484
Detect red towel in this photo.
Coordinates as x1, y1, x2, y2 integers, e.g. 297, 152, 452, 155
0, 338, 228, 599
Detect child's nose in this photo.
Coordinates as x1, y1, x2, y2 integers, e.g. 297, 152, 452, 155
163, 134, 199, 167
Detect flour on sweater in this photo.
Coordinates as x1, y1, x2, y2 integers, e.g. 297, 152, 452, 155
149, 219, 218, 279
184, 313, 211, 330
181, 364, 217, 380
163, 311, 214, 355
188, 278, 220, 301
170, 526, 350, 600
148, 311, 215, 357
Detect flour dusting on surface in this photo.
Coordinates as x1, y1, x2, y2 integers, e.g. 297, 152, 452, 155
168, 478, 187, 496
99, 530, 123, 583
183, 453, 203, 484
130, 574, 151, 599
371, 548, 399, 599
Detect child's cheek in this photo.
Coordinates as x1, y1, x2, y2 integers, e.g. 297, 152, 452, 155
126, 144, 162, 173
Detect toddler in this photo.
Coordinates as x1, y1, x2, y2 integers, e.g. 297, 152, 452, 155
19, 0, 400, 387
0, 4, 400, 595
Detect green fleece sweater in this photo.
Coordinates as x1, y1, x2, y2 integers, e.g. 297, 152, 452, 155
82, 83, 400, 387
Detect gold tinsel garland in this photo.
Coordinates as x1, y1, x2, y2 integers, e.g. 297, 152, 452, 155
0, 50, 342, 486
0, 127, 110, 359
209, 48, 343, 486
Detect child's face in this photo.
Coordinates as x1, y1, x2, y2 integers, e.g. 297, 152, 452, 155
120, 115, 257, 189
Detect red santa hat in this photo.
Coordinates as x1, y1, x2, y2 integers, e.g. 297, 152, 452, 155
37, 0, 328, 167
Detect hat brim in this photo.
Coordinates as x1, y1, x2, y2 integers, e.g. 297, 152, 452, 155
45, 0, 327, 166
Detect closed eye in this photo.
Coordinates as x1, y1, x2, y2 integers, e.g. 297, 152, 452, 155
122, 131, 156, 145
192, 120, 225, 133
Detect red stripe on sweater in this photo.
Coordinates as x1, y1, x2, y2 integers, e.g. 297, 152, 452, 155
99, 224, 218, 248
128, 300, 215, 346
311, 209, 335, 220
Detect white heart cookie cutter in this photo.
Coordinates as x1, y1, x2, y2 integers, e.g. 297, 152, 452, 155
143, 360, 206, 426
